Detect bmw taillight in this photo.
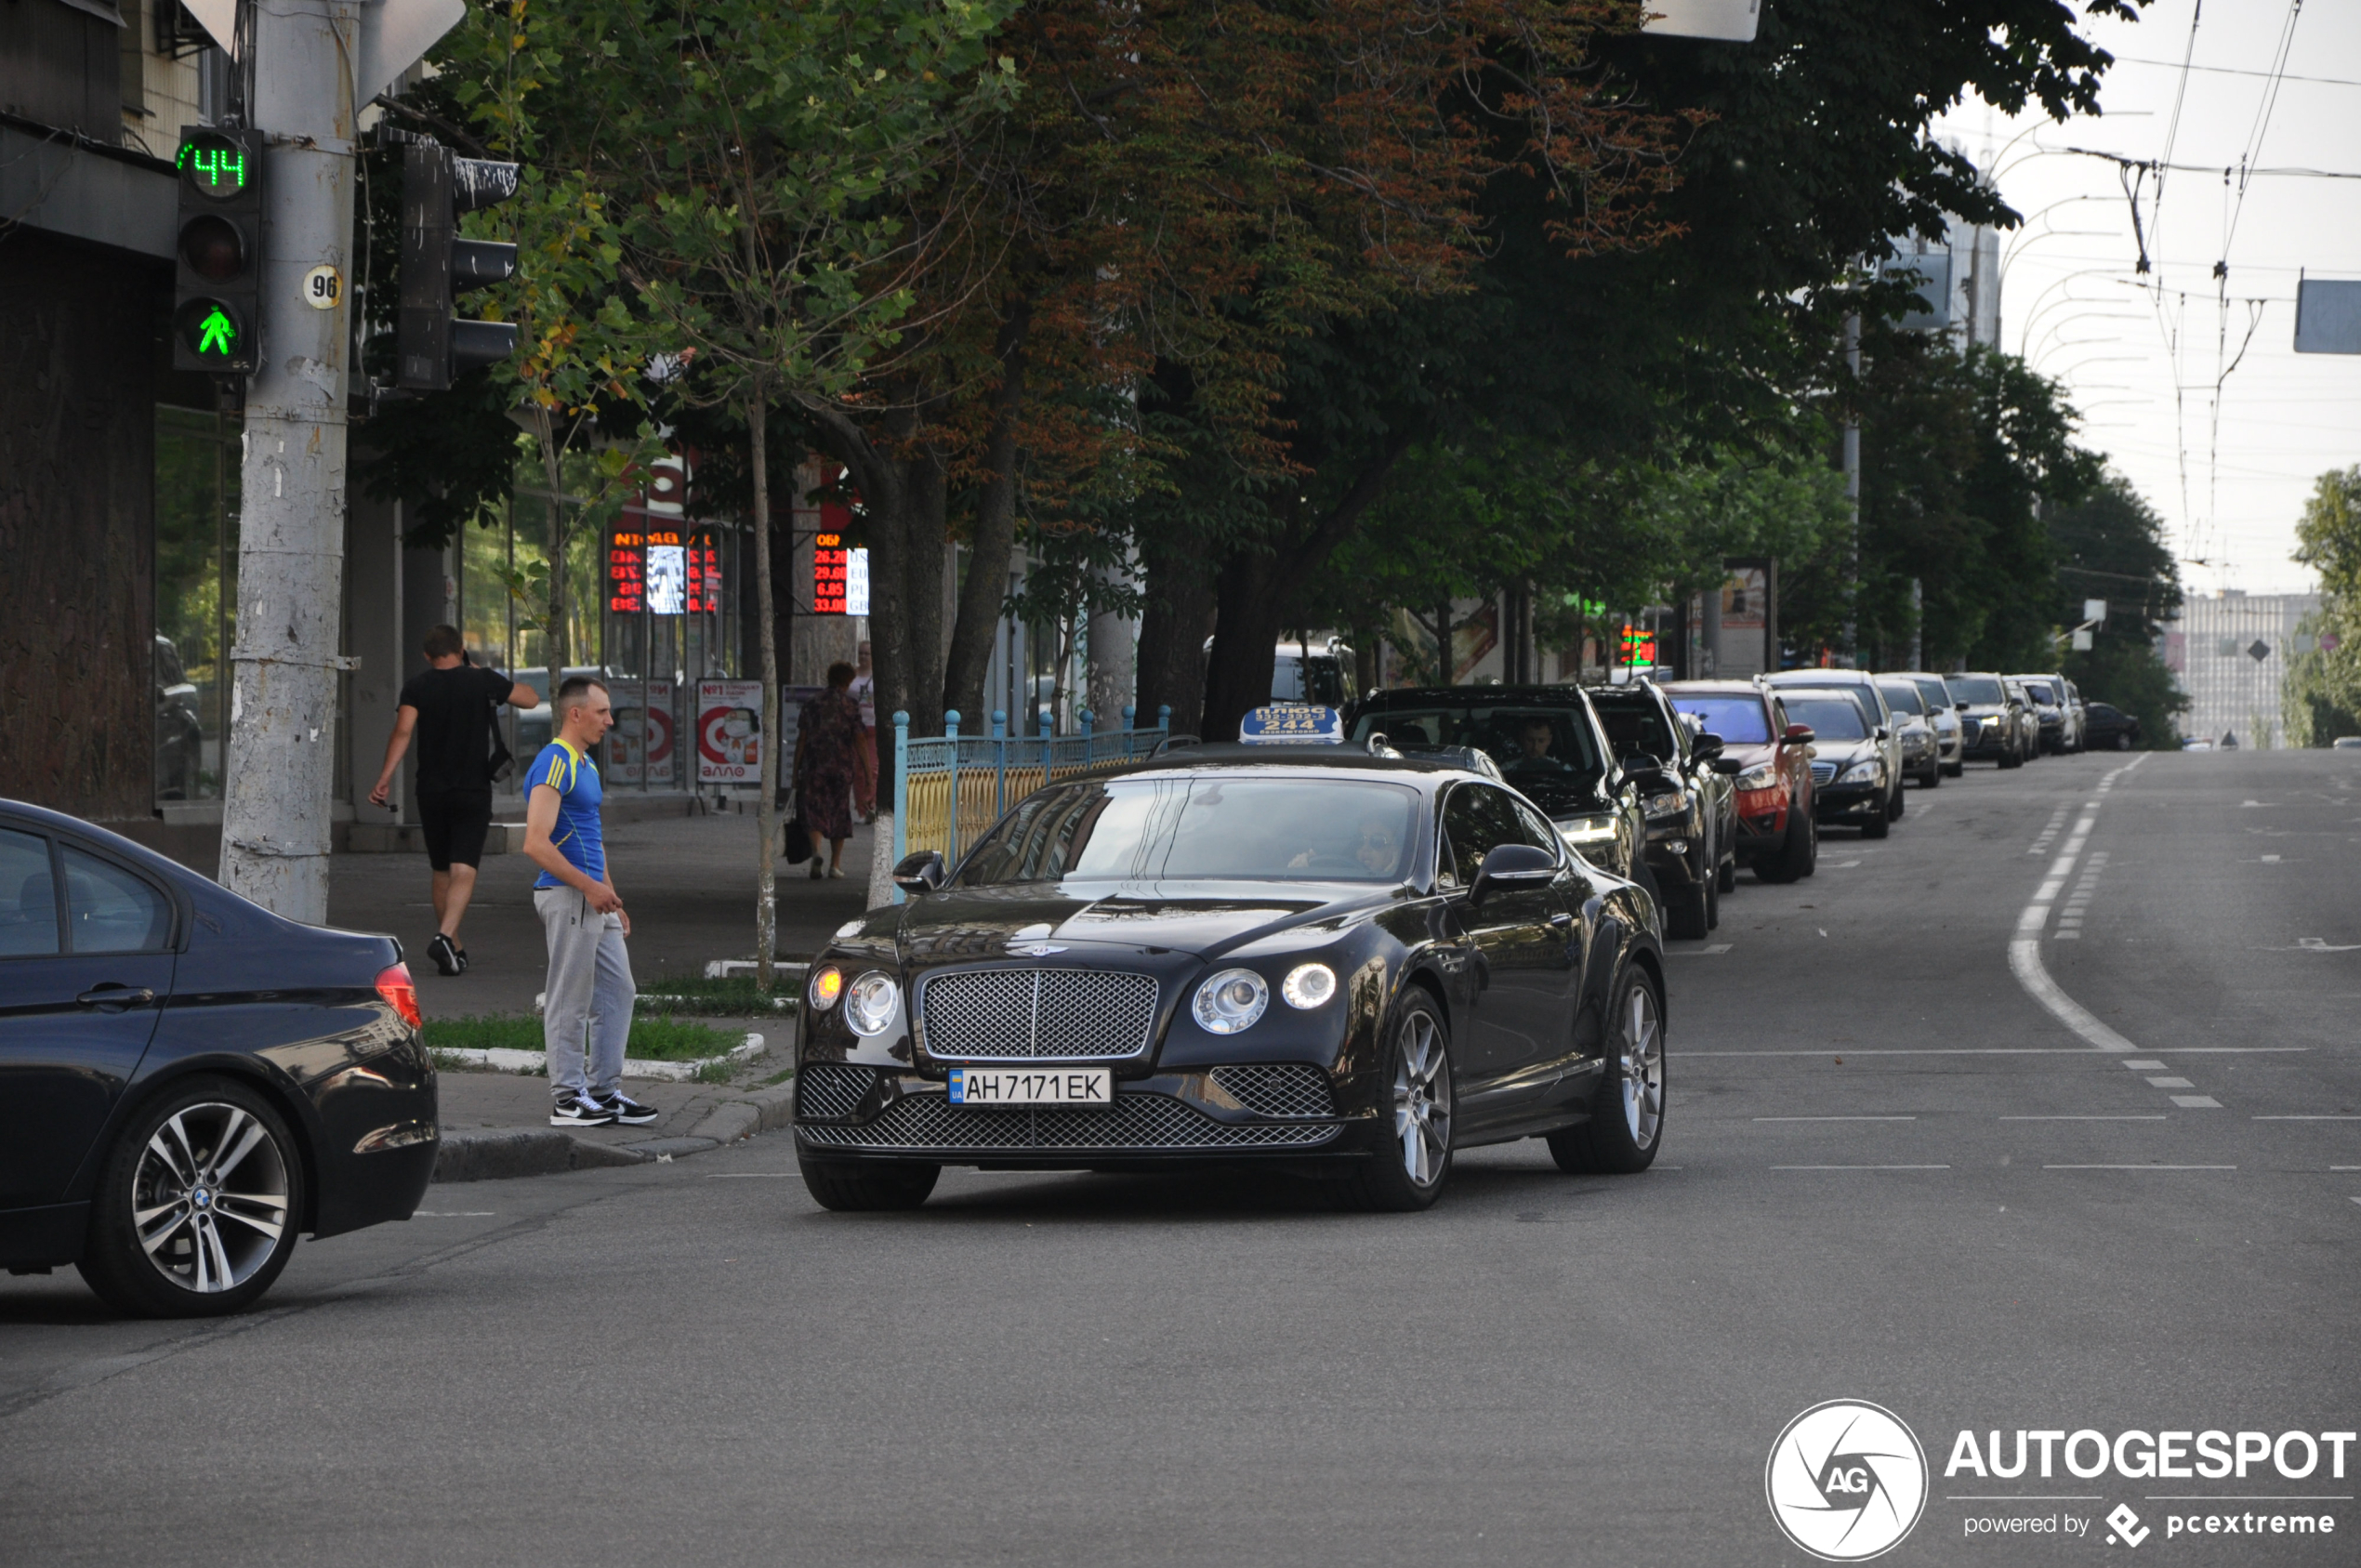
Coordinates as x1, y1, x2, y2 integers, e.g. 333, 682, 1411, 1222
376, 963, 423, 1030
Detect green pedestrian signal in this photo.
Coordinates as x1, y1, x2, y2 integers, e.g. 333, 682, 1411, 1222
172, 126, 263, 374
175, 297, 246, 365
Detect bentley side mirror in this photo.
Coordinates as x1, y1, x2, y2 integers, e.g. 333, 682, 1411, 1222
1692, 731, 1725, 762
1783, 723, 1815, 744
892, 850, 946, 895
1708, 756, 1744, 775
1470, 842, 1558, 906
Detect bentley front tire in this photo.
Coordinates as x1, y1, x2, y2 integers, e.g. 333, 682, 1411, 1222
799, 1156, 941, 1212
1549, 967, 1665, 1176
1338, 991, 1454, 1213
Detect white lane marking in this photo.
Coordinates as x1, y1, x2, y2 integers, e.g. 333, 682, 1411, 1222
1754, 1115, 1919, 1122
413, 1211, 497, 1218
704, 1172, 796, 1177
2009, 939, 2137, 1051
2124, 1060, 2166, 1069
2296, 938, 2361, 952
2170, 1095, 2224, 1108
2000, 1114, 2168, 1121
1774, 1165, 1952, 1171
1666, 943, 1733, 955
1682, 1047, 2307, 1057
2045, 1165, 2236, 1171
2145, 1076, 2196, 1087
2254, 1115, 2361, 1121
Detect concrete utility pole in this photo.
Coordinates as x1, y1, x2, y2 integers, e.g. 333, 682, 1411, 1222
1841, 306, 1862, 667
218, 0, 361, 922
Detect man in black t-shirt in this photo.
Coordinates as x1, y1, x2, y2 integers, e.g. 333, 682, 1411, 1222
369, 625, 536, 975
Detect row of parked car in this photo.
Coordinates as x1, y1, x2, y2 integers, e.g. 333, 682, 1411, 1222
1339, 666, 2137, 943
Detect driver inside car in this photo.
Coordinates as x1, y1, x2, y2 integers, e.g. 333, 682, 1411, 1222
1287, 812, 1403, 876
1506, 717, 1573, 773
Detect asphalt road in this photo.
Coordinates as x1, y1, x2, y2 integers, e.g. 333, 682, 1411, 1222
4, 750, 2355, 1567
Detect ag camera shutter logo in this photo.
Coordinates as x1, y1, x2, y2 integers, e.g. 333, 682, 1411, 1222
1766, 1400, 1930, 1561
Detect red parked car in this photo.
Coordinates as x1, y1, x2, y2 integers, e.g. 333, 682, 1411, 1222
1660, 681, 1817, 883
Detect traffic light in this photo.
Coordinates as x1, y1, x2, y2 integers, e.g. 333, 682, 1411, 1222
172, 126, 264, 374
396, 144, 521, 390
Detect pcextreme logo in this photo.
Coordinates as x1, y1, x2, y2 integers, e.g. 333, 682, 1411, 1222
1766, 1400, 1931, 1561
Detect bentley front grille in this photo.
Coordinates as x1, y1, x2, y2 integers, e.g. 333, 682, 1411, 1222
798, 1093, 1340, 1153
1209, 1063, 1338, 1119
795, 1063, 875, 1120
917, 968, 1159, 1061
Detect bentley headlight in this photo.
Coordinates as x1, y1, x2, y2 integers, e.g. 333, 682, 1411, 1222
845, 971, 899, 1036
1840, 758, 1881, 784
1282, 962, 1337, 1010
1559, 815, 1619, 847
1734, 765, 1777, 792
1193, 968, 1269, 1034
1643, 789, 1686, 820
808, 965, 844, 1010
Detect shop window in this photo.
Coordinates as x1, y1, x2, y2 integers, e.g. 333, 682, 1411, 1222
154, 405, 238, 803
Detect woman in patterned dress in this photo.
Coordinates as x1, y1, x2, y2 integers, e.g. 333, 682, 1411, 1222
793, 661, 861, 878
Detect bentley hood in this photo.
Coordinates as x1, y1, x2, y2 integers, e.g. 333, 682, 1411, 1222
891, 881, 1369, 966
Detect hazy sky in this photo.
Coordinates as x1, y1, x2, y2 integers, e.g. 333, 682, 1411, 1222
1931, 0, 2359, 598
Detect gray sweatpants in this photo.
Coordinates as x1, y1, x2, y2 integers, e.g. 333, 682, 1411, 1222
536, 887, 635, 1102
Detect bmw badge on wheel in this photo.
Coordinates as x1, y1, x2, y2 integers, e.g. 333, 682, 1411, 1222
1765, 1399, 1929, 1561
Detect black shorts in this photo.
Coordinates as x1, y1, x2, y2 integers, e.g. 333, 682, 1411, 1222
416, 788, 494, 871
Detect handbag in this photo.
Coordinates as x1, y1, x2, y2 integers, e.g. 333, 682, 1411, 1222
486, 701, 516, 784
781, 789, 813, 863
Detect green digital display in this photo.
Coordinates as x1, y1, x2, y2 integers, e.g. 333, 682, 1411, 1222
175, 297, 244, 364
178, 133, 250, 200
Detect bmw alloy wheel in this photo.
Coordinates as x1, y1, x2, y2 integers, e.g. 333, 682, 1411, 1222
132, 1101, 292, 1295
1619, 982, 1665, 1150
1393, 1008, 1453, 1185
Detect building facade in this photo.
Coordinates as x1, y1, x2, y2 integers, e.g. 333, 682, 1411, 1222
2163, 590, 2323, 749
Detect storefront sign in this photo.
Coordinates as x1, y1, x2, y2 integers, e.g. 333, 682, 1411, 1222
697, 679, 763, 785
812, 534, 870, 615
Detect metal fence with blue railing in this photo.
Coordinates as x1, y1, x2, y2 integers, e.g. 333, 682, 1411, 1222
890, 705, 1178, 889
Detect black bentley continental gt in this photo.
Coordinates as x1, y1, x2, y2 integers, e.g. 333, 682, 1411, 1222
795, 744, 1668, 1211
1, 800, 438, 1316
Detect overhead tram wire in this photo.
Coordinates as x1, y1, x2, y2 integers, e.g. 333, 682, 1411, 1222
2206, 0, 2302, 570
2142, 0, 2204, 567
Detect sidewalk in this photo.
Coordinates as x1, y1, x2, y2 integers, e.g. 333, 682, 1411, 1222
322, 810, 882, 1017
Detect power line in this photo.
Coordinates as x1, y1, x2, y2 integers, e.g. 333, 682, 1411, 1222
2105, 54, 2361, 88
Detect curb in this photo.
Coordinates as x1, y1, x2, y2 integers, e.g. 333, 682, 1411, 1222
431, 1128, 651, 1183
433, 1031, 766, 1083
430, 1082, 799, 1183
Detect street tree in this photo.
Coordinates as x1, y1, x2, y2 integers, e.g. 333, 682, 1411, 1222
551, 0, 1018, 987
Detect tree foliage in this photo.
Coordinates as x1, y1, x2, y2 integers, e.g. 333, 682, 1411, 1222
2285, 466, 2361, 746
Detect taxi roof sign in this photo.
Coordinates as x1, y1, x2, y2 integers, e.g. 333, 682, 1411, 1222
1239, 704, 1343, 744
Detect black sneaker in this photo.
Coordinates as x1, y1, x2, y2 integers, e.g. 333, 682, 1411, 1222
598, 1092, 659, 1126
550, 1094, 616, 1127
428, 932, 462, 977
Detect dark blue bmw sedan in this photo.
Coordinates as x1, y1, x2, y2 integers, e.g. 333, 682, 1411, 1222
0, 800, 437, 1316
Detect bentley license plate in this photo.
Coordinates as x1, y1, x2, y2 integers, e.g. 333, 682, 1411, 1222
947, 1068, 1113, 1107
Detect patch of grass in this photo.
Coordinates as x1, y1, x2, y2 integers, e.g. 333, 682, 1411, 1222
758, 1066, 796, 1087
632, 973, 800, 1014
425, 1014, 745, 1063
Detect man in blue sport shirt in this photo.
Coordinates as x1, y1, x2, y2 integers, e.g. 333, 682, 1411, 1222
521, 675, 655, 1127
